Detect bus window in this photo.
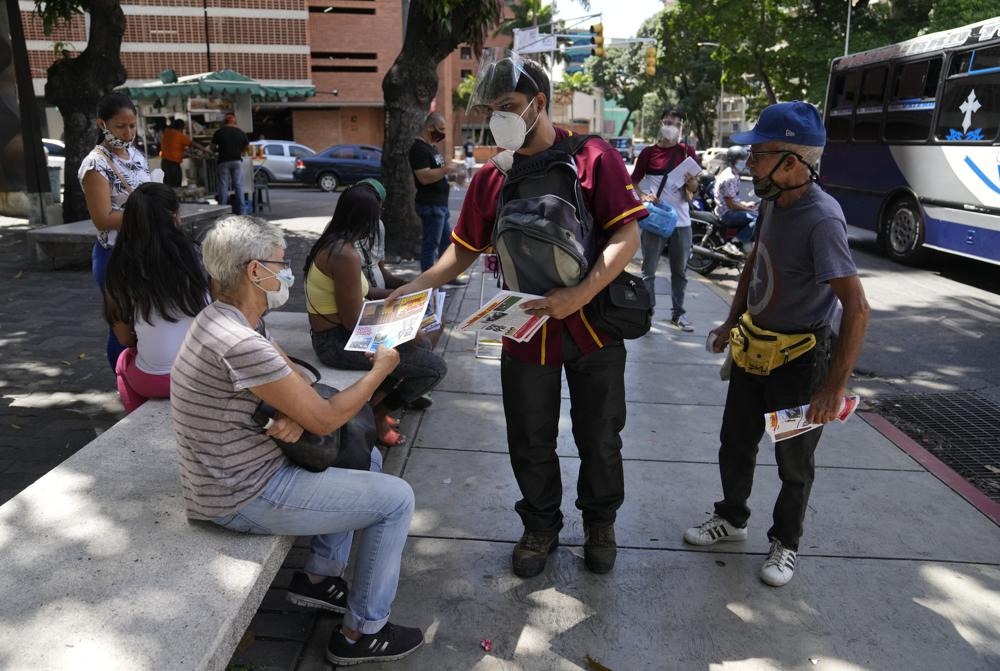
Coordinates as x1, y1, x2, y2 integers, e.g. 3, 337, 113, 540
826, 70, 859, 142
884, 57, 942, 141
936, 46, 1000, 142
852, 66, 887, 142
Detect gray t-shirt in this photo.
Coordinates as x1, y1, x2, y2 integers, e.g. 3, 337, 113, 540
170, 301, 291, 520
747, 184, 857, 332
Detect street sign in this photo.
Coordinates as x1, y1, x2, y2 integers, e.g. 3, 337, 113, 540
513, 27, 557, 54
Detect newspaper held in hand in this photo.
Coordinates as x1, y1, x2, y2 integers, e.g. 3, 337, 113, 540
459, 291, 548, 343
667, 156, 701, 192
344, 290, 432, 352
420, 290, 447, 334
765, 395, 860, 443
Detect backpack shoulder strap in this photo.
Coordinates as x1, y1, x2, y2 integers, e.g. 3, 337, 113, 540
555, 133, 598, 156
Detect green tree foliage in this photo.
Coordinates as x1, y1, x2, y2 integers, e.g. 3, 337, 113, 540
381, 0, 504, 256
34, 0, 126, 222
494, 0, 552, 37
926, 0, 998, 33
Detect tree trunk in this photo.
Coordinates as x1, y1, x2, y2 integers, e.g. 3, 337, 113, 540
45, 0, 127, 223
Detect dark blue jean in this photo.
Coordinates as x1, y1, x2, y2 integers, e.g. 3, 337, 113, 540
92, 241, 124, 371
721, 210, 757, 243
415, 203, 451, 271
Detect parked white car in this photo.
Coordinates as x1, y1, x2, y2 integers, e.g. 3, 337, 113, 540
250, 140, 316, 184
43, 138, 65, 183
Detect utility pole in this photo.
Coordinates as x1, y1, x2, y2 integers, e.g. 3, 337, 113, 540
844, 0, 853, 57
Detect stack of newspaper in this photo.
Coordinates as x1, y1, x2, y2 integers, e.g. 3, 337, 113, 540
420, 290, 447, 333
458, 291, 548, 343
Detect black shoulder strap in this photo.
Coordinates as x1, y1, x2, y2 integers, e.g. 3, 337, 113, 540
554, 133, 597, 156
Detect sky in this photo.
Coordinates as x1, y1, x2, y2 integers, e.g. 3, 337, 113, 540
555, 0, 665, 41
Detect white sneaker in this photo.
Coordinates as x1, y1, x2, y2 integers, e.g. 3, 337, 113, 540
759, 540, 797, 587
720, 241, 745, 258
670, 314, 695, 332
683, 513, 748, 546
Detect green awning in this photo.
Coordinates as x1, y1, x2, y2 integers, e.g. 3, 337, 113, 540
117, 69, 315, 102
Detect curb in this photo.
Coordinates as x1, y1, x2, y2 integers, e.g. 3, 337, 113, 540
859, 411, 1000, 527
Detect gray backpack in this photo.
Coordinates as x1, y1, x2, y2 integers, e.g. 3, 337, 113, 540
491, 135, 597, 295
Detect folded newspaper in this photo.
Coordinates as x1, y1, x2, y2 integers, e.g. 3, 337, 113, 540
765, 395, 860, 443
345, 290, 431, 352
458, 291, 548, 343
420, 289, 447, 334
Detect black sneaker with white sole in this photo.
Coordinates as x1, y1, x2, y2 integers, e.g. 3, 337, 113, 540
326, 622, 424, 666
286, 572, 348, 613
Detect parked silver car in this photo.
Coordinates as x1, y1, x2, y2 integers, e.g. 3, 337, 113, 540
250, 140, 316, 184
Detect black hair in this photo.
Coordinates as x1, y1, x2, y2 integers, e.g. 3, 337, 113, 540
518, 59, 550, 113
104, 182, 209, 327
661, 108, 686, 121
304, 182, 381, 274
170, 118, 186, 130
95, 93, 137, 145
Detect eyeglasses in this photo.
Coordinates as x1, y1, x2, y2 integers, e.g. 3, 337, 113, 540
746, 150, 790, 165
254, 258, 291, 269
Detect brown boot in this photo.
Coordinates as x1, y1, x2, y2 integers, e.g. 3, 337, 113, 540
583, 522, 617, 574
512, 529, 559, 578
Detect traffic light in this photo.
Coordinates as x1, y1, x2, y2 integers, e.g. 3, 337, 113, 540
645, 46, 657, 76
590, 23, 605, 58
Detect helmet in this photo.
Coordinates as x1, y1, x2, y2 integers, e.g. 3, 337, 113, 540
725, 146, 748, 165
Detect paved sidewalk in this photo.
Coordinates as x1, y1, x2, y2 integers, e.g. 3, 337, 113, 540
248, 255, 999, 670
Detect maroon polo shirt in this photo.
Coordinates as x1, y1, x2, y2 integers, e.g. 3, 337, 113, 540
452, 128, 646, 366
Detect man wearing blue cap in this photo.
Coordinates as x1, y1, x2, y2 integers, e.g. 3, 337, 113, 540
682, 101, 870, 587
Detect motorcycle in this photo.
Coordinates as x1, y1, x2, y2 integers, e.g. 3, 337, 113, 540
685, 172, 752, 276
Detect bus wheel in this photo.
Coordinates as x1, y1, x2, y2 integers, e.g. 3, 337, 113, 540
884, 198, 930, 265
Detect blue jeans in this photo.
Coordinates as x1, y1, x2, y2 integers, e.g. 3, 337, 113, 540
415, 203, 451, 271
210, 450, 414, 634
92, 241, 124, 370
721, 210, 757, 243
639, 226, 693, 319
217, 160, 245, 214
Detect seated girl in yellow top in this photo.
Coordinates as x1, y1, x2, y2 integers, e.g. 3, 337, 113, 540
306, 180, 447, 446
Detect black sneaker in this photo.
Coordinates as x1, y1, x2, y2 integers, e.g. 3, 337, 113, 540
286, 572, 348, 613
407, 393, 433, 410
512, 529, 559, 578
583, 522, 617, 574
326, 622, 424, 665
443, 277, 468, 287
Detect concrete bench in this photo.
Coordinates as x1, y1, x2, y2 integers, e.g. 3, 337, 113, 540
0, 312, 369, 670
26, 203, 230, 267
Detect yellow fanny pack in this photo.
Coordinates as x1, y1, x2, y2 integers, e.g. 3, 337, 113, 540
729, 312, 817, 376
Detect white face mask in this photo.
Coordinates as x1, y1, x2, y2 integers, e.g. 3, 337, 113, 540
659, 124, 680, 143
100, 124, 133, 150
254, 265, 295, 311
489, 99, 539, 152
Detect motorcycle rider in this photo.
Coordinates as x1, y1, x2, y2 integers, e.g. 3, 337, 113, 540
713, 146, 758, 256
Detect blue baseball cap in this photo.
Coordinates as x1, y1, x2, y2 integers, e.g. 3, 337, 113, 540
730, 101, 826, 147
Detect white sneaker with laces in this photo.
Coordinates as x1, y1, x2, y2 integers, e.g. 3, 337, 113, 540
670, 314, 694, 332
720, 241, 745, 258
683, 513, 748, 546
760, 539, 797, 587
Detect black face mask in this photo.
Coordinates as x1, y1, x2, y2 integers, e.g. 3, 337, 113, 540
430, 130, 445, 143
752, 152, 818, 201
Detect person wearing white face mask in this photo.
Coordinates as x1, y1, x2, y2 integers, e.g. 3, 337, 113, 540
172, 214, 426, 666
80, 93, 152, 369
631, 108, 702, 332
389, 50, 646, 579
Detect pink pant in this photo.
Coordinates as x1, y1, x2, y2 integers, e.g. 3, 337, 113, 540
115, 347, 171, 414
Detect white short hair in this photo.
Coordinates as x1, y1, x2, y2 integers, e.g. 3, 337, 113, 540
202, 215, 286, 292
776, 142, 823, 168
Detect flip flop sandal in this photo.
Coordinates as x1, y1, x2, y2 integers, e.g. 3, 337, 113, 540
377, 428, 408, 447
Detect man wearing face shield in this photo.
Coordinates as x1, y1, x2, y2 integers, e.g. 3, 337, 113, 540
683, 102, 869, 588
631, 109, 701, 332
389, 50, 646, 578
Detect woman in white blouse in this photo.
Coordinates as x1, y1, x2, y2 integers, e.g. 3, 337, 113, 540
79, 93, 151, 369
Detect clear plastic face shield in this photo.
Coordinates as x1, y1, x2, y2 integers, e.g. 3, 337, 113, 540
467, 49, 546, 151
466, 48, 542, 115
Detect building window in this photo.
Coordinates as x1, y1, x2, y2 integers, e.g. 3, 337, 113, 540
460, 69, 472, 79
460, 46, 472, 60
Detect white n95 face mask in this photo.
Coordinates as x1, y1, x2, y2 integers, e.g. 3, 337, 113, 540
659, 124, 680, 142
255, 266, 295, 311
489, 100, 539, 151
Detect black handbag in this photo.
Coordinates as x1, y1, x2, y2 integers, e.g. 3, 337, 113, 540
252, 358, 375, 472
583, 270, 653, 340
